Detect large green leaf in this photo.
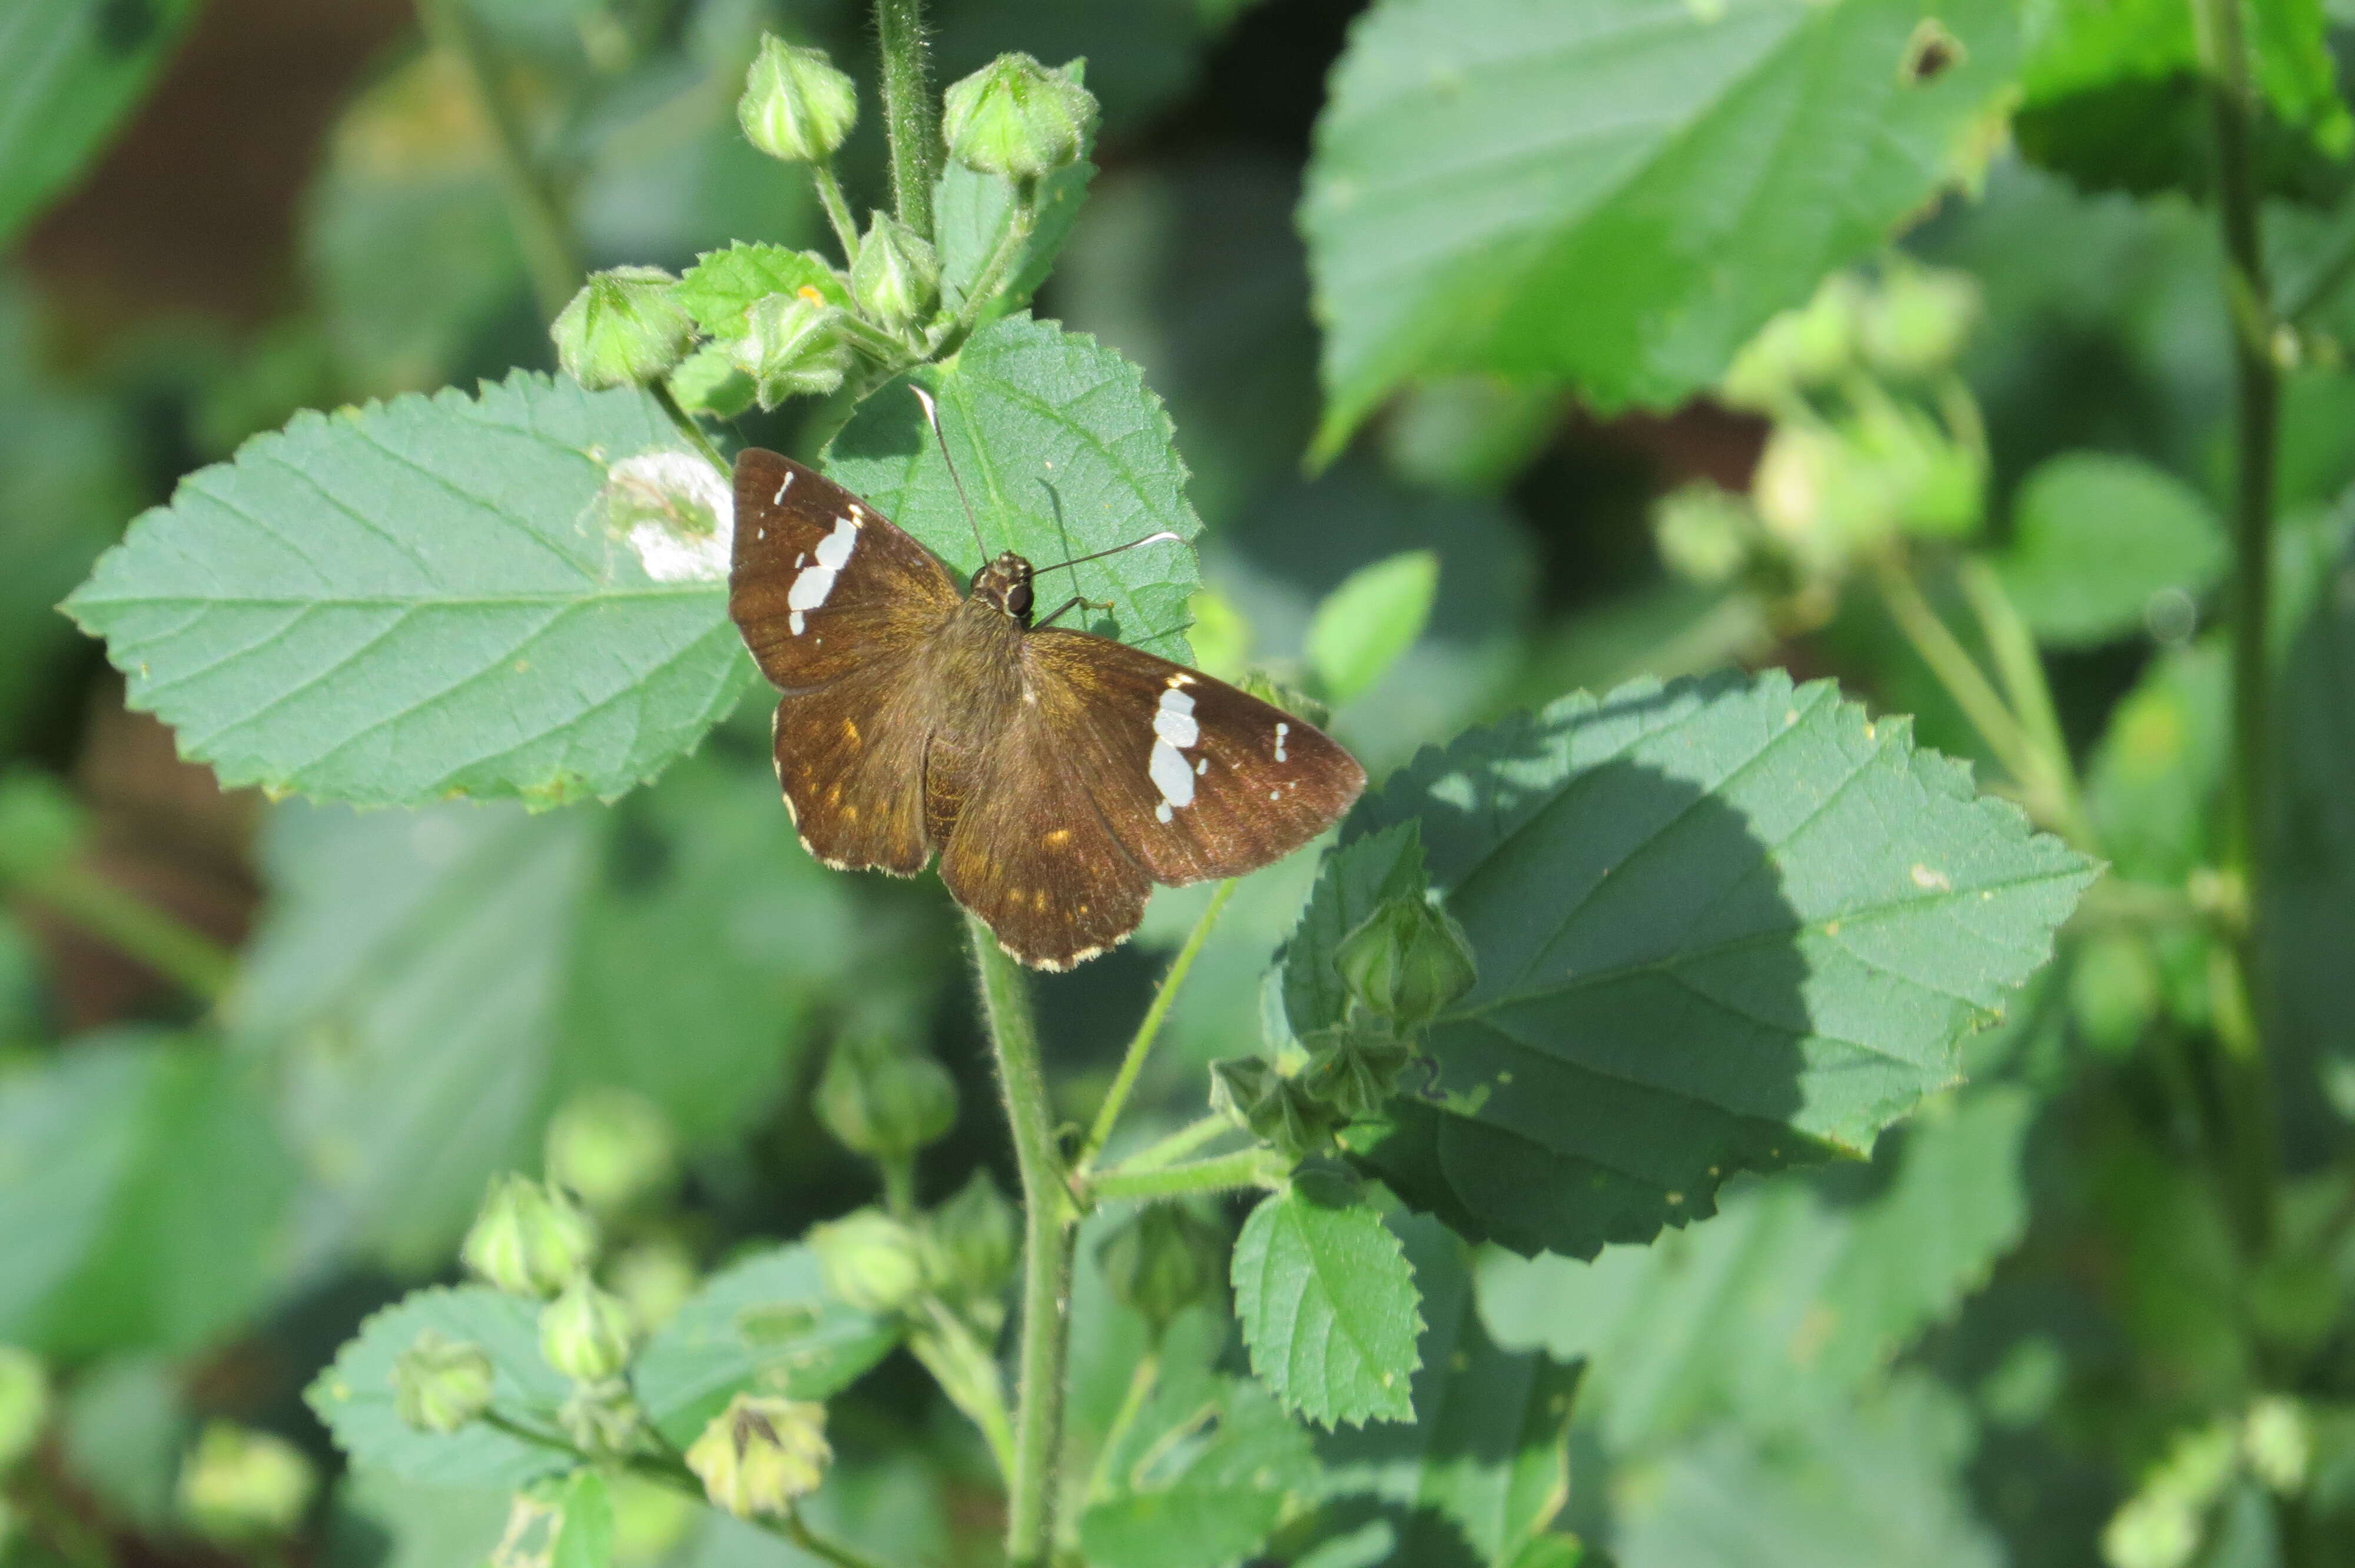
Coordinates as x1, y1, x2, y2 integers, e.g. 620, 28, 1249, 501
1306, 670, 2092, 1258
0, 1032, 295, 1356
2278, 524, 2355, 1124
1078, 1373, 1322, 1568
632, 1244, 901, 1447
1994, 453, 2228, 647
234, 750, 855, 1268
0, 0, 201, 245
1301, 0, 2022, 451
1233, 1173, 1423, 1429
825, 313, 1202, 663
306, 1285, 576, 1487
1301, 1214, 1579, 1568
1477, 1084, 2032, 1451
65, 371, 752, 809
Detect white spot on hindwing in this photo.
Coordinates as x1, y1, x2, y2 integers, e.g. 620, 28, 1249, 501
787, 514, 859, 636
1273, 722, 1289, 762
1150, 682, 1199, 823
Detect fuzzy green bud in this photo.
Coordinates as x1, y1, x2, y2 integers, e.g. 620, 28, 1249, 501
0, 1348, 49, 1476
1097, 1205, 1225, 1337
811, 1208, 926, 1314
2244, 1396, 2311, 1494
726, 291, 849, 408
815, 1033, 958, 1161
392, 1331, 495, 1434
1653, 483, 1756, 586
177, 1423, 317, 1544
1298, 1025, 1415, 1122
552, 267, 695, 391
737, 36, 857, 163
942, 53, 1096, 180
539, 1275, 639, 1383
686, 1394, 831, 1519
850, 211, 940, 332
1859, 265, 1979, 380
1209, 1055, 1279, 1132
924, 1170, 1019, 1303
559, 1379, 645, 1456
1334, 895, 1477, 1028
1720, 274, 1863, 411
461, 1174, 599, 1298
1209, 1057, 1338, 1162
546, 1088, 676, 1217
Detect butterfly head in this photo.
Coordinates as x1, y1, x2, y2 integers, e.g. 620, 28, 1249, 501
970, 552, 1036, 625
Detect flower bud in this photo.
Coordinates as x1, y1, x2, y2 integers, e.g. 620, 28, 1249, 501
1209, 1057, 1337, 1163
462, 1174, 599, 1298
737, 36, 858, 164
609, 1235, 701, 1334
815, 1033, 958, 1161
0, 1347, 49, 1476
1298, 1024, 1414, 1123
1653, 483, 1755, 586
1097, 1205, 1225, 1338
177, 1423, 317, 1544
1209, 1055, 1279, 1132
559, 1379, 646, 1456
2244, 1396, 2310, 1494
924, 1170, 1019, 1303
1859, 265, 1978, 380
1334, 895, 1477, 1028
850, 212, 940, 333
546, 1089, 676, 1217
392, 1331, 495, 1434
726, 291, 849, 408
540, 1275, 639, 1383
942, 54, 1096, 180
810, 1208, 926, 1314
1719, 274, 1863, 411
552, 267, 696, 391
686, 1394, 831, 1519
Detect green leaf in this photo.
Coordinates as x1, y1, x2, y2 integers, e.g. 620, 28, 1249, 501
2087, 639, 2227, 886
306, 1285, 576, 1487
632, 1244, 901, 1448
0, 0, 202, 245
826, 313, 1203, 663
235, 750, 855, 1267
61, 1357, 187, 1532
672, 242, 848, 340
1306, 1214, 1578, 1568
1994, 453, 2227, 647
1478, 1085, 2032, 1451
552, 1470, 614, 1568
324, 1471, 512, 1568
934, 158, 1096, 325
2015, 0, 2351, 200
1610, 1375, 2000, 1568
2278, 523, 2355, 1127
1301, 0, 2022, 451
1308, 551, 1439, 706
0, 1032, 295, 1357
1233, 1172, 1423, 1428
65, 370, 751, 809
1078, 1374, 1322, 1568
1308, 670, 2093, 1258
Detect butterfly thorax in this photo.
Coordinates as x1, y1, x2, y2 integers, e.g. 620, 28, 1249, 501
968, 552, 1036, 624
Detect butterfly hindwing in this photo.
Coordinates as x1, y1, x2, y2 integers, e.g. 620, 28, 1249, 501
772, 658, 939, 876
731, 450, 960, 692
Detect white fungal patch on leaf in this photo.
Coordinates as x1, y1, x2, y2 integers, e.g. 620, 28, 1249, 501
1150, 682, 1199, 822
787, 514, 858, 635
603, 450, 734, 582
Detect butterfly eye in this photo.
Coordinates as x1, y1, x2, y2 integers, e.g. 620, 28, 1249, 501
1007, 579, 1033, 617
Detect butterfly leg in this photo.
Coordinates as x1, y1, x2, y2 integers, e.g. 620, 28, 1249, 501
1034, 594, 1115, 629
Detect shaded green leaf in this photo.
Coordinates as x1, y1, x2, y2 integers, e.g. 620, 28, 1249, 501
1079, 1374, 1321, 1568
934, 158, 1095, 325
0, 1032, 294, 1357
826, 313, 1202, 663
0, 0, 201, 245
66, 371, 750, 809
672, 242, 847, 339
1233, 1173, 1422, 1428
1311, 671, 2092, 1258
1994, 453, 2227, 646
1478, 1085, 2032, 1451
552, 1469, 614, 1568
2087, 639, 2227, 885
1308, 550, 1439, 706
61, 1357, 187, 1532
1302, 0, 2022, 449
324, 1470, 512, 1568
1305, 1214, 1578, 1568
306, 1285, 575, 1487
633, 1244, 901, 1448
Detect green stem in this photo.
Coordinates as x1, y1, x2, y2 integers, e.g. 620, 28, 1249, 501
652, 380, 727, 473
1079, 881, 1237, 1170
880, 1155, 917, 1219
2198, 0, 2280, 1256
1872, 556, 2048, 805
1108, 1114, 1236, 1177
784, 1510, 894, 1568
9, 863, 236, 1005
1085, 1351, 1160, 1503
873, 0, 941, 239
811, 163, 864, 262
908, 1295, 1017, 1480
1083, 1148, 1287, 1205
415, 0, 580, 319
967, 917, 1073, 1568
828, 307, 922, 366
1956, 558, 2097, 850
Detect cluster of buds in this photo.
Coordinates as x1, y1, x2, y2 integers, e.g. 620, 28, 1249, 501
686, 1394, 831, 1520
815, 1032, 958, 1164
1097, 1205, 1225, 1339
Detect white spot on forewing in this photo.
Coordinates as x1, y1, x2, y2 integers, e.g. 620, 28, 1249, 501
1149, 685, 1199, 823
785, 514, 858, 634
607, 451, 734, 582
1273, 721, 1289, 762
772, 471, 792, 504
1153, 686, 1199, 748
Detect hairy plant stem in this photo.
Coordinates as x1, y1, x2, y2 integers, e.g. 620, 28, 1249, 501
415, 0, 580, 320
931, 184, 1039, 357
653, 380, 728, 473
1078, 880, 1237, 1170
1086, 1351, 1160, 1501
967, 917, 1074, 1567
6, 861, 236, 1005
1084, 1147, 1288, 1205
1872, 555, 2055, 816
2197, 0, 2280, 1260
1109, 1113, 1236, 1175
907, 1296, 1016, 1480
812, 162, 864, 261
1956, 559, 2097, 851
873, 0, 941, 239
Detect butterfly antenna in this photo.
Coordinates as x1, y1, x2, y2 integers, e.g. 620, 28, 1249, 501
911, 386, 991, 562
1031, 532, 1184, 576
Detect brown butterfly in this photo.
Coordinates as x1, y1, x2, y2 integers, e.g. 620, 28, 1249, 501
727, 446, 1365, 969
